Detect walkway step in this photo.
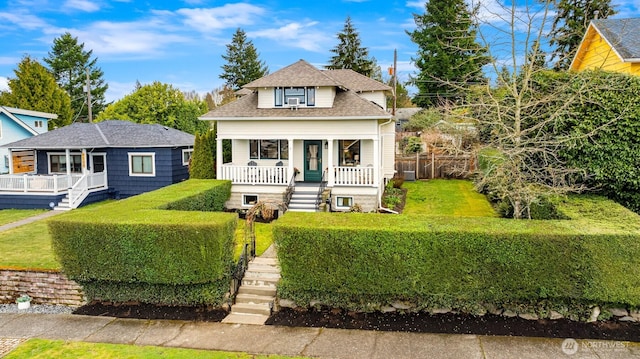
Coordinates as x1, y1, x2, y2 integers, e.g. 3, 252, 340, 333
251, 257, 278, 265
221, 313, 269, 325
240, 285, 276, 297
236, 293, 274, 305
242, 275, 279, 288
231, 302, 271, 316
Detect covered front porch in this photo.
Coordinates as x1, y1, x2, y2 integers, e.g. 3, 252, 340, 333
216, 138, 380, 188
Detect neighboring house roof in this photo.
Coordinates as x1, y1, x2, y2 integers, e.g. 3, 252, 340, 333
200, 90, 391, 120
394, 107, 422, 121
235, 88, 253, 96
0, 106, 57, 136
3, 120, 195, 149
571, 18, 640, 70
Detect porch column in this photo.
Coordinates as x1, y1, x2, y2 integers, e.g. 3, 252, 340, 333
287, 138, 294, 182
216, 138, 222, 180
327, 139, 334, 186
373, 138, 380, 187
7, 149, 13, 175
81, 149, 87, 175
65, 149, 72, 189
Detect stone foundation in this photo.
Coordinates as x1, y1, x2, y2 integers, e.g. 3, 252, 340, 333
0, 269, 85, 307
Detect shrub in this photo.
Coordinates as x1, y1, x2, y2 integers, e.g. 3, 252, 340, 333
274, 196, 640, 316
49, 180, 236, 306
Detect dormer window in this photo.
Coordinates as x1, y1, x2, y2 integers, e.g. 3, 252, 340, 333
274, 87, 315, 107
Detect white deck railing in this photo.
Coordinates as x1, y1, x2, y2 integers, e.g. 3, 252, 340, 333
221, 165, 289, 185
68, 172, 108, 207
334, 166, 375, 186
0, 174, 83, 193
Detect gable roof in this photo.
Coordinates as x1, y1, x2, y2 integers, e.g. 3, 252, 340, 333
323, 69, 392, 92
3, 120, 194, 149
0, 106, 57, 136
572, 18, 640, 68
243, 60, 339, 88
200, 89, 390, 120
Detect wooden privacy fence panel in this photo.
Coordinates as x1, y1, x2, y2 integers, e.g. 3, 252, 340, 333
395, 153, 476, 179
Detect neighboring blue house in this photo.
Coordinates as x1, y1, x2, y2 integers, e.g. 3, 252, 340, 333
0, 106, 55, 174
0, 120, 195, 210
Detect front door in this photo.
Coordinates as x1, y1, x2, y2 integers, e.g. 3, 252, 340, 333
304, 140, 322, 182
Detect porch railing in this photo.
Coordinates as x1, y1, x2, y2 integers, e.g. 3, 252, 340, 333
68, 172, 108, 208
334, 166, 375, 186
0, 174, 82, 193
220, 165, 288, 185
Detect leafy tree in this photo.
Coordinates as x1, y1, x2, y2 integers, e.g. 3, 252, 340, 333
189, 130, 216, 179
326, 16, 374, 77
408, 0, 489, 107
549, 0, 616, 70
96, 81, 209, 134
43, 32, 108, 122
386, 78, 413, 109
220, 28, 268, 90
204, 85, 237, 110
0, 55, 72, 129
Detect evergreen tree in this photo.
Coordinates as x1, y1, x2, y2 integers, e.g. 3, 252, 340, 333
96, 81, 209, 134
0, 55, 72, 129
189, 130, 216, 179
220, 28, 268, 90
408, 0, 489, 107
549, 0, 616, 70
44, 32, 108, 122
326, 16, 374, 77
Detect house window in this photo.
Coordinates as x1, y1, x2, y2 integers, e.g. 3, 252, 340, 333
306, 87, 315, 106
249, 140, 288, 160
336, 196, 353, 208
128, 153, 155, 176
182, 149, 193, 166
243, 194, 258, 206
34, 120, 44, 128
49, 153, 82, 173
275, 87, 313, 106
339, 140, 361, 166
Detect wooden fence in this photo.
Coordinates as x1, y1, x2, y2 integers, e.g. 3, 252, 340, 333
395, 153, 476, 180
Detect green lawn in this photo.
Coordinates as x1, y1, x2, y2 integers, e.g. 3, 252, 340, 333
5, 339, 309, 359
234, 220, 274, 260
402, 179, 497, 217
0, 209, 47, 226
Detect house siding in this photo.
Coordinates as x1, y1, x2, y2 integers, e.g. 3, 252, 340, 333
0, 193, 66, 210
256, 87, 335, 108
359, 92, 387, 111
572, 29, 640, 76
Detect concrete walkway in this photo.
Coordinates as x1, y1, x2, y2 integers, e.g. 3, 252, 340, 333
0, 313, 639, 358
0, 210, 62, 233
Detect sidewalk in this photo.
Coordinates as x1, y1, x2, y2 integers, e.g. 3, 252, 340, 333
0, 210, 62, 233
1, 313, 638, 358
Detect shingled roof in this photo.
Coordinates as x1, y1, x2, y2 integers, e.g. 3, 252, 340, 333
200, 89, 390, 120
590, 18, 640, 61
323, 69, 392, 92
3, 120, 195, 149
243, 60, 339, 88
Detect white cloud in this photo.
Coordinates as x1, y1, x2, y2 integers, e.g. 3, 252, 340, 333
249, 22, 332, 52
63, 0, 100, 12
0, 76, 8, 91
406, 1, 423, 10
177, 4, 266, 32
103, 80, 135, 103
0, 56, 19, 66
0, 10, 48, 30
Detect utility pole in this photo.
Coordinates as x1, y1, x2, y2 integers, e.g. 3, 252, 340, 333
86, 68, 93, 123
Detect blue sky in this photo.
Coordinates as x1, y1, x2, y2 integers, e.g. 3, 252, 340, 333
1, 0, 639, 103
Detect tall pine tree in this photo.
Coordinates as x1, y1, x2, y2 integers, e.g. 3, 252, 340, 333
0, 56, 72, 129
549, 0, 616, 70
408, 0, 489, 107
44, 32, 108, 122
326, 16, 374, 77
220, 28, 268, 90
189, 130, 216, 179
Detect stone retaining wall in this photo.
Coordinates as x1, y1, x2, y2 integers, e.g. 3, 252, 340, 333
0, 269, 85, 306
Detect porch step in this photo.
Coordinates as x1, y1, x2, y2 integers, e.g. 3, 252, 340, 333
288, 186, 321, 212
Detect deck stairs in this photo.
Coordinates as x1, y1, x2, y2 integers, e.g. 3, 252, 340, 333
287, 183, 320, 212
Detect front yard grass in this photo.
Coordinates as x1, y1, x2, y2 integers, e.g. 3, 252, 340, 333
5, 338, 309, 359
402, 179, 497, 217
0, 209, 46, 226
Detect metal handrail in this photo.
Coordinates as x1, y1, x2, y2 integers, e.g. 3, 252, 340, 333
315, 170, 328, 209
284, 172, 296, 207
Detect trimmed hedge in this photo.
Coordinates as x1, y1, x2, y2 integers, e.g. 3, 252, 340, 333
274, 195, 640, 317
49, 180, 236, 306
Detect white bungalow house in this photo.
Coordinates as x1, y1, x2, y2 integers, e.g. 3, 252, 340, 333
199, 59, 395, 212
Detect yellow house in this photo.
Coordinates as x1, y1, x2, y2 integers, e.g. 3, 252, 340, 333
570, 18, 640, 75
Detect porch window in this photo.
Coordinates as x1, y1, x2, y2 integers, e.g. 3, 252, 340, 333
339, 140, 361, 166
128, 152, 155, 176
249, 140, 288, 160
49, 153, 82, 173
